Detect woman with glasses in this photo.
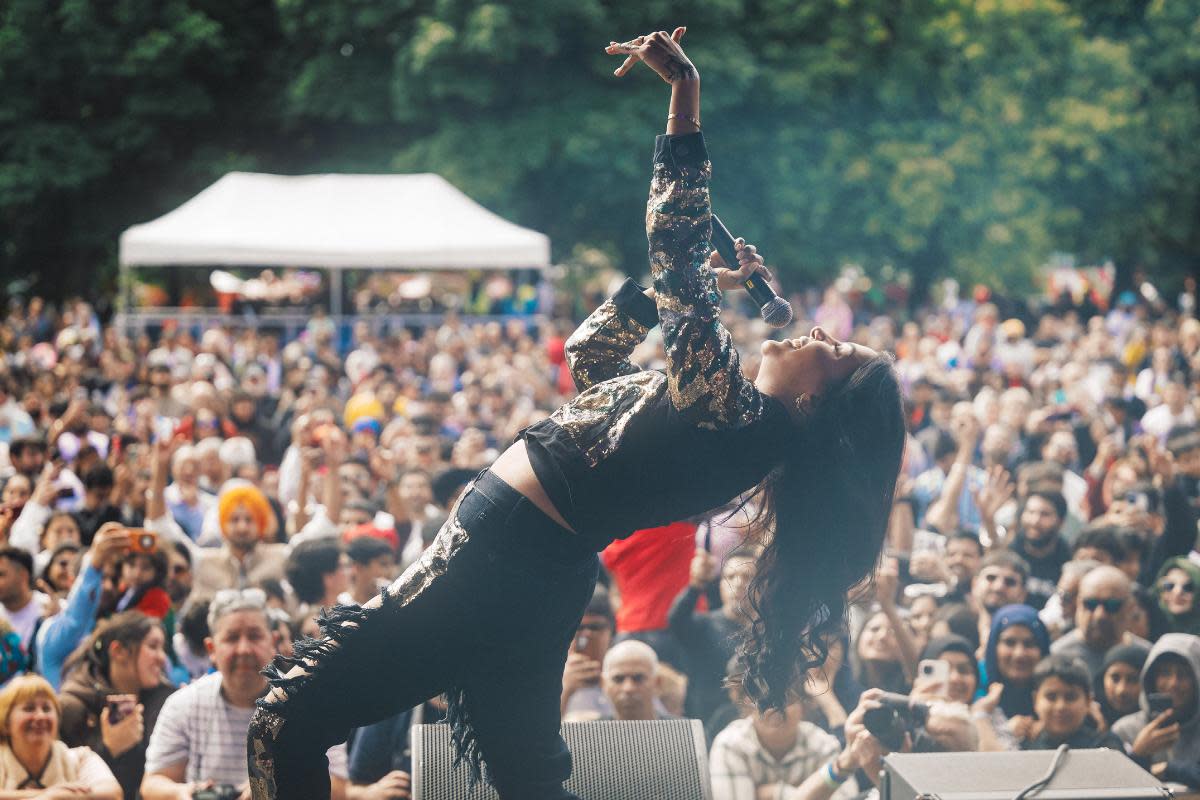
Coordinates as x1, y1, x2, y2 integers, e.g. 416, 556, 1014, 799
249, 28, 907, 800
1156, 556, 1200, 635
973, 604, 1050, 751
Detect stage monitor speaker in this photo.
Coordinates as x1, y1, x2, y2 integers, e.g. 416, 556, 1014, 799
881, 748, 1170, 800
411, 719, 713, 800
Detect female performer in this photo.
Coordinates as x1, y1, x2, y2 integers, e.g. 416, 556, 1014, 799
249, 28, 906, 800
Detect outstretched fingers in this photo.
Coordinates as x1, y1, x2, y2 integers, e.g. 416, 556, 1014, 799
606, 36, 646, 77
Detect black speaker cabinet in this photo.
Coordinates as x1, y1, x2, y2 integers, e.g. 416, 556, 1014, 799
411, 719, 713, 800
881, 748, 1171, 800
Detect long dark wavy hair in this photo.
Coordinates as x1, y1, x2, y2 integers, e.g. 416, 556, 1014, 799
62, 610, 161, 685
736, 355, 906, 711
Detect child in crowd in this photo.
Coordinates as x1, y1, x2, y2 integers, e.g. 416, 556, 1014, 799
1023, 654, 1123, 750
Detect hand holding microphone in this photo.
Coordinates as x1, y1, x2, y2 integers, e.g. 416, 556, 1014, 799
709, 214, 794, 327
710, 238, 770, 292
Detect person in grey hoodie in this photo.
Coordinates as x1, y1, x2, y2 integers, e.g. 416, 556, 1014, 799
1113, 633, 1200, 787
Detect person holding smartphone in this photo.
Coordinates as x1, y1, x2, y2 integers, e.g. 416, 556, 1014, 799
1113, 633, 1200, 788
58, 612, 174, 800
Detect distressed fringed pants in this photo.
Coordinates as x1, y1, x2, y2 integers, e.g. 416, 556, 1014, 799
248, 471, 600, 800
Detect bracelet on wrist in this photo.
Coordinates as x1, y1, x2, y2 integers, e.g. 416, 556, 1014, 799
667, 112, 700, 130
824, 760, 849, 787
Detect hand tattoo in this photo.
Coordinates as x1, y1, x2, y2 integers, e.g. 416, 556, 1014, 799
664, 56, 697, 82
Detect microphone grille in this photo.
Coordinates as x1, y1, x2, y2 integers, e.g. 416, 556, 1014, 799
760, 298, 794, 328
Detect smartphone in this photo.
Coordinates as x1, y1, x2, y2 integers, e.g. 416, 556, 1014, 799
152, 416, 178, 444
918, 659, 950, 684
1148, 692, 1173, 717
912, 529, 947, 557
574, 633, 590, 652
127, 528, 157, 554
106, 695, 135, 725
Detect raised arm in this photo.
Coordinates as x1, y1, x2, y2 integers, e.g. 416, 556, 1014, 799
607, 28, 767, 430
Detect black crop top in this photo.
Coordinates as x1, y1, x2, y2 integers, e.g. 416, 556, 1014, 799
518, 132, 792, 551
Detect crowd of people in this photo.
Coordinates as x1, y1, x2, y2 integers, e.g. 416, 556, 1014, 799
0, 270, 1195, 799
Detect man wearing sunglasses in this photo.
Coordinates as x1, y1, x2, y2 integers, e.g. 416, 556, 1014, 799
970, 551, 1029, 645
1051, 565, 1150, 679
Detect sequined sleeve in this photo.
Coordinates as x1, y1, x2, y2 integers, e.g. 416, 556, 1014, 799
564, 278, 659, 391
646, 132, 765, 430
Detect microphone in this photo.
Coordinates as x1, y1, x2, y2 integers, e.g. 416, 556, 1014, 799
710, 214, 793, 328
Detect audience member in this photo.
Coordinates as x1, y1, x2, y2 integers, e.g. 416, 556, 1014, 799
1051, 565, 1149, 678
58, 612, 175, 799
668, 545, 755, 725
1113, 633, 1200, 788
561, 585, 616, 721
1021, 654, 1123, 750
600, 640, 672, 722
1096, 642, 1150, 727
0, 674, 121, 797
975, 604, 1049, 750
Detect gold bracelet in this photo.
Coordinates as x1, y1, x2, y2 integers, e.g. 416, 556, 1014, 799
667, 113, 701, 130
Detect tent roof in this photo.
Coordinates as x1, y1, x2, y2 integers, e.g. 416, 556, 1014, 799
118, 172, 550, 270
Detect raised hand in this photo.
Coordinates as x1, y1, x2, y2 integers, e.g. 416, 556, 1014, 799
1132, 709, 1181, 758
712, 240, 772, 293
971, 465, 1014, 525
1146, 438, 1176, 486
688, 548, 719, 589
875, 556, 900, 608
605, 28, 696, 83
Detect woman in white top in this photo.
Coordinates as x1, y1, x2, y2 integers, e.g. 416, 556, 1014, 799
0, 675, 120, 799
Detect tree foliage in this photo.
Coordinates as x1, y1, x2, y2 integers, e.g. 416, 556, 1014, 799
1, 0, 1196, 302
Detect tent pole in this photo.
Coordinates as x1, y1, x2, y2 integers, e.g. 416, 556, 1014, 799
119, 261, 130, 340
331, 267, 343, 318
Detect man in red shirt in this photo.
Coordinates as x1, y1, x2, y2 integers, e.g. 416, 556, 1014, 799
600, 520, 703, 669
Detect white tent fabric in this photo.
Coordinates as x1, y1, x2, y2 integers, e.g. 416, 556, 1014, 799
118, 172, 550, 270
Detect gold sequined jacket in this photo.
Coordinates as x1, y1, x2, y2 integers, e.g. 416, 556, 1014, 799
520, 132, 789, 549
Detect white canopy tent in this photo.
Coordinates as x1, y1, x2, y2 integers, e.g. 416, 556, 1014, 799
118, 171, 551, 317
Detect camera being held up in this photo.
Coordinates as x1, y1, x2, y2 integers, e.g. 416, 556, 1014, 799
192, 786, 239, 800
863, 692, 933, 752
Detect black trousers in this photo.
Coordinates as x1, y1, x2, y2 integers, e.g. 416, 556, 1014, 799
249, 471, 600, 799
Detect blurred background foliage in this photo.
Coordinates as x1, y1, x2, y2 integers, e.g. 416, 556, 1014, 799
1, 0, 1196, 302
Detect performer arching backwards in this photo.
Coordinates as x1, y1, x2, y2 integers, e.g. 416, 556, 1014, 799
249, 28, 906, 800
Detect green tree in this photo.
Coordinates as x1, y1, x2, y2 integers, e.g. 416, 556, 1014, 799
2, 0, 1196, 304
0, 0, 284, 298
